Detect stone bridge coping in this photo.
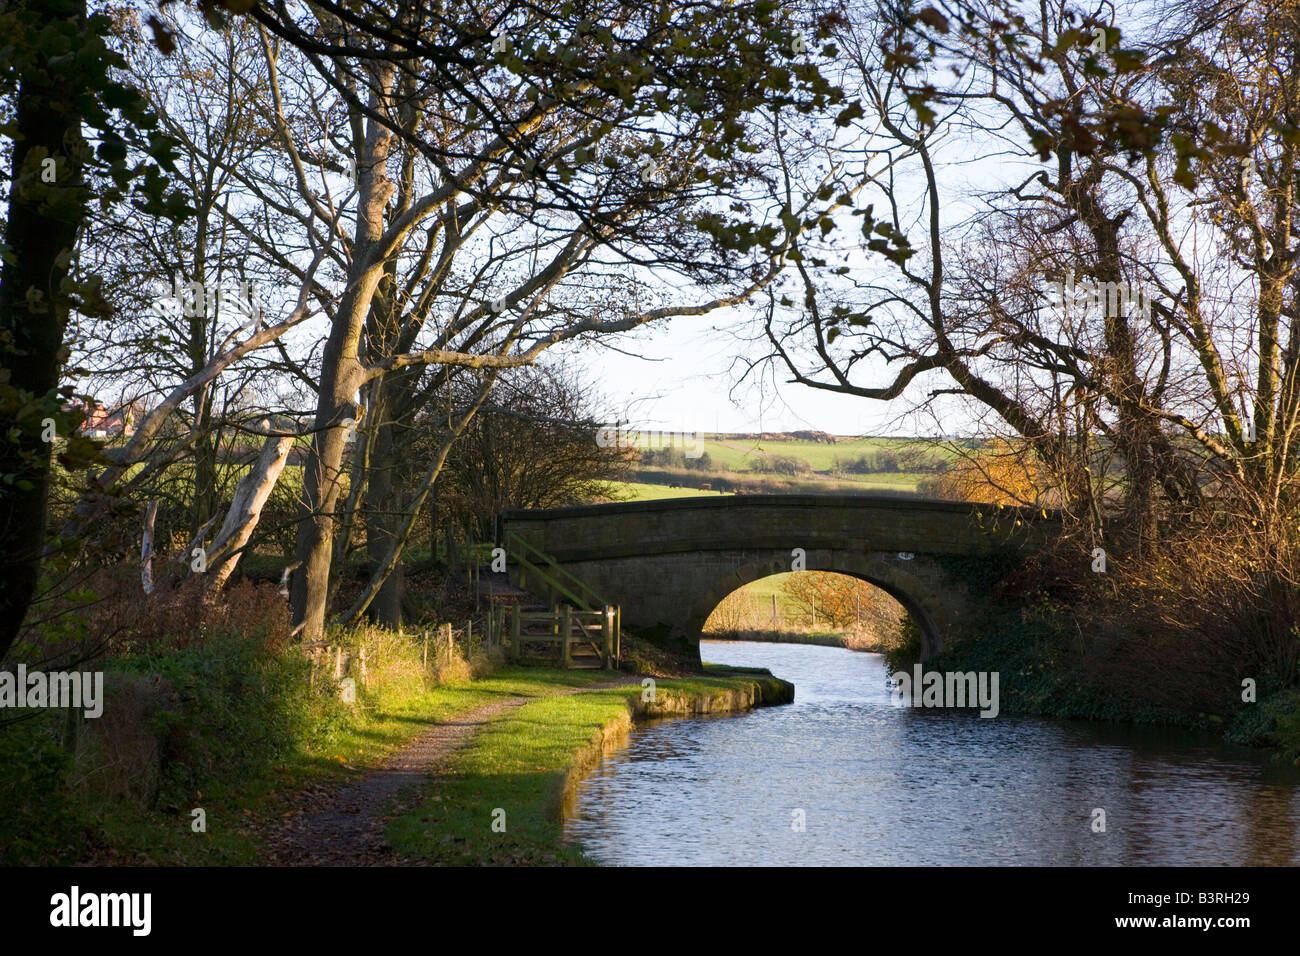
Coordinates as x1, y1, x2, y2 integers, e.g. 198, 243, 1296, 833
501, 492, 1063, 523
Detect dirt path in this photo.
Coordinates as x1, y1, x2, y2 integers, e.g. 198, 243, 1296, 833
264, 676, 637, 866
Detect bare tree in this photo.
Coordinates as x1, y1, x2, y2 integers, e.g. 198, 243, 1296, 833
436, 363, 633, 540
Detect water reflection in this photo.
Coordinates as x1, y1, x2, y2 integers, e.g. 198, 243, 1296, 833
566, 641, 1300, 866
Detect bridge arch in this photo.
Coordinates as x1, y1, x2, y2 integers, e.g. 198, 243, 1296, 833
686, 553, 945, 657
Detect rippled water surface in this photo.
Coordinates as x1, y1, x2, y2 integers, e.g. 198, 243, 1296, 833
566, 641, 1300, 865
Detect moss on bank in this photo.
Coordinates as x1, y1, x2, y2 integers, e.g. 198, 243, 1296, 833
1224, 690, 1300, 762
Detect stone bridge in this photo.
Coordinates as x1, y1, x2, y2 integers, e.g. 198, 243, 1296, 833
500, 494, 1061, 664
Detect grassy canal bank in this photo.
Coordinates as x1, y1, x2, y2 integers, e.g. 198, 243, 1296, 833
386, 665, 793, 865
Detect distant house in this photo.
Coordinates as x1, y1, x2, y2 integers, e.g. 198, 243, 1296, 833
69, 399, 137, 439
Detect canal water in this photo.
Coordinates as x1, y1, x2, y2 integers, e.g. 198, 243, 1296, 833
565, 640, 1300, 865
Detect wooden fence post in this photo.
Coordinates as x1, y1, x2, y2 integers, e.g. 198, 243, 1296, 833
602, 607, 613, 669
561, 605, 572, 668
511, 605, 521, 662
442, 622, 453, 665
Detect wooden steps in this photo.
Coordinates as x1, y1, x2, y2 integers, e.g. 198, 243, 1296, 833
482, 534, 622, 669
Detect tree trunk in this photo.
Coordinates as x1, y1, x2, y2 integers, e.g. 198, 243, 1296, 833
193, 385, 218, 536
445, 518, 459, 576
327, 405, 370, 613
204, 435, 294, 592
289, 62, 396, 641
364, 393, 403, 628
141, 500, 159, 595
0, 0, 87, 658
189, 225, 218, 536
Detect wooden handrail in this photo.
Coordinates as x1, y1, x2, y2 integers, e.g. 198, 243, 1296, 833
514, 552, 591, 610
506, 532, 609, 610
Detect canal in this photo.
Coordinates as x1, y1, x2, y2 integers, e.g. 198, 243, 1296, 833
566, 640, 1300, 865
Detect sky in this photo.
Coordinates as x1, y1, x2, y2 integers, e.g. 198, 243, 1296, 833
557, 136, 1031, 439
561, 304, 932, 437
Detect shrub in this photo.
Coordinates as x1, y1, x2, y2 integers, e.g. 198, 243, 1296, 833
752, 454, 812, 476
702, 589, 759, 636
780, 571, 899, 629
0, 715, 84, 865
883, 616, 923, 673
1225, 690, 1300, 761
82, 576, 292, 657
640, 447, 688, 468
110, 632, 326, 810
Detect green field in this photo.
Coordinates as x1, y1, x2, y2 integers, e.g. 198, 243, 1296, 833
619, 433, 962, 496
737, 571, 793, 601
627, 434, 956, 470
830, 471, 929, 490
694, 436, 905, 471
601, 480, 730, 501
604, 471, 927, 502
